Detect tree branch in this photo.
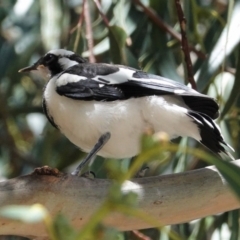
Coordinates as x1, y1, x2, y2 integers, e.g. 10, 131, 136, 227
132, 0, 206, 60
93, 0, 110, 27
175, 0, 197, 90
0, 161, 240, 238
84, 0, 96, 63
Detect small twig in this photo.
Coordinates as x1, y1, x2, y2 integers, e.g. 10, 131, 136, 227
71, 0, 86, 52
132, 230, 152, 240
132, 0, 206, 60
224, 66, 236, 75
84, 0, 96, 63
93, 0, 110, 27
70, 7, 84, 34
94, 0, 132, 47
175, 0, 197, 90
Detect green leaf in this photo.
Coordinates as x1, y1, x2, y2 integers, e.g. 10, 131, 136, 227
196, 1, 240, 91
39, 0, 61, 50
52, 214, 78, 240
204, 157, 240, 199
221, 44, 240, 119
149, 22, 183, 82
113, 0, 135, 36
108, 25, 127, 64
82, 37, 109, 57
208, 71, 234, 112
230, 210, 239, 240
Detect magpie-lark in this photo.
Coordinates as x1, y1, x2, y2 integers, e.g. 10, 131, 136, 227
19, 49, 234, 163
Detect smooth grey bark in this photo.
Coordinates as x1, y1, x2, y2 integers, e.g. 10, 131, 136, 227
0, 160, 240, 238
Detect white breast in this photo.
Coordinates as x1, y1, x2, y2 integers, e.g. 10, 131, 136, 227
44, 77, 200, 158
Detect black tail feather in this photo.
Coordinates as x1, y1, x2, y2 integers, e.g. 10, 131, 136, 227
187, 111, 234, 160
183, 96, 219, 119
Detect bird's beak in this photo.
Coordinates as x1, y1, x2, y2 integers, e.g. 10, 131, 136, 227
18, 64, 37, 73
18, 63, 45, 73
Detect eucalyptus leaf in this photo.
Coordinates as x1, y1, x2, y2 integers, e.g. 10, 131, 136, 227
205, 158, 240, 199
208, 72, 234, 112
113, 0, 132, 35
229, 210, 239, 240
52, 214, 78, 240
108, 25, 127, 64
39, 0, 61, 50
82, 37, 109, 57
221, 44, 240, 119
196, 1, 240, 91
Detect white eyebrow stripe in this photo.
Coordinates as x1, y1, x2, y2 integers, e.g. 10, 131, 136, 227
48, 49, 75, 56
58, 58, 79, 69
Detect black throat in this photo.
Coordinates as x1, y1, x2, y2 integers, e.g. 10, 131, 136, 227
48, 62, 63, 77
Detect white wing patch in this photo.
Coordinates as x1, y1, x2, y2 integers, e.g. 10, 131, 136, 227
174, 89, 186, 94
56, 73, 87, 87
130, 77, 177, 87
58, 58, 79, 70
92, 68, 135, 84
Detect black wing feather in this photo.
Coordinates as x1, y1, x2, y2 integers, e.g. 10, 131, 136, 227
56, 64, 219, 119
57, 80, 125, 101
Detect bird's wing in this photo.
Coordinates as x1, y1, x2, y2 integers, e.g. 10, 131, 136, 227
56, 64, 219, 119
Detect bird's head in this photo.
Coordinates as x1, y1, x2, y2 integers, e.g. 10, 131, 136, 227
19, 49, 87, 78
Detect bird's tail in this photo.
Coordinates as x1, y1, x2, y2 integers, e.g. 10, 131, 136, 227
187, 111, 234, 160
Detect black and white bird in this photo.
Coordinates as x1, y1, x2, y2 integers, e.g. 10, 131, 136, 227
19, 49, 233, 161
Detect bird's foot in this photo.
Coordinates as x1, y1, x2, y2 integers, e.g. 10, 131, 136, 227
134, 166, 149, 178
71, 132, 111, 177
80, 171, 95, 179
32, 165, 62, 177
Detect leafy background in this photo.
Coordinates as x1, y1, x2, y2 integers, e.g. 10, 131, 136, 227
0, 0, 240, 239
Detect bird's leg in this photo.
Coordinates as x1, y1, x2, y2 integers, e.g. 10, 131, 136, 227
71, 132, 111, 176
130, 157, 149, 178
135, 166, 149, 178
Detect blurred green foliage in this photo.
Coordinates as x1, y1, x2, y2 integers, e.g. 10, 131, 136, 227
1, 0, 240, 239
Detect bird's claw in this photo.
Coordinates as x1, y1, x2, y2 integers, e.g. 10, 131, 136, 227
80, 171, 95, 178
135, 166, 149, 178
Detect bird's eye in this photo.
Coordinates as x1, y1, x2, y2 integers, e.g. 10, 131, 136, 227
44, 54, 55, 63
